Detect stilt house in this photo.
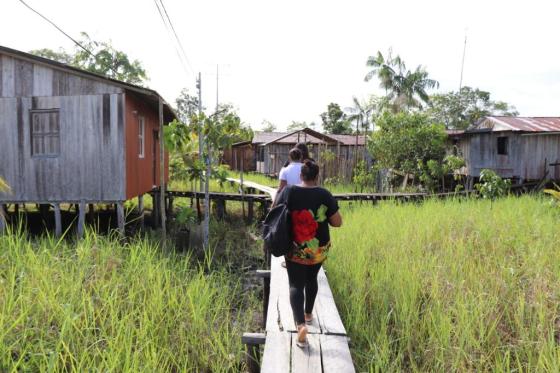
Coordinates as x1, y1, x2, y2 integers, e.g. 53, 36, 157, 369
452, 116, 560, 182
223, 128, 367, 182
0, 45, 176, 230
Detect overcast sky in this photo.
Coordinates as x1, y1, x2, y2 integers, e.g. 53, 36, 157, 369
2, 0, 560, 130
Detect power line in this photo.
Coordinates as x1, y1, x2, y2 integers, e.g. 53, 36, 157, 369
18, 0, 95, 59
158, 0, 195, 74
18, 0, 122, 79
152, 0, 195, 77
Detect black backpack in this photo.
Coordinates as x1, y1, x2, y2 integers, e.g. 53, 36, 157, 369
263, 187, 293, 257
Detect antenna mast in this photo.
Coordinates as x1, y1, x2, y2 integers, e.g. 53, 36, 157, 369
459, 30, 468, 91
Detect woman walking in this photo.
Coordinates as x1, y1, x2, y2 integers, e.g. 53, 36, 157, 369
275, 160, 342, 347
277, 148, 303, 196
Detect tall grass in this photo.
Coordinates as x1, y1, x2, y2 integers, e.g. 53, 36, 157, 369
327, 196, 560, 372
0, 228, 255, 372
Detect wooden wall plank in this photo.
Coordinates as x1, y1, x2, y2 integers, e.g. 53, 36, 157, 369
1, 56, 15, 97
32, 65, 53, 96
0, 98, 18, 199
0, 94, 125, 203
14, 59, 33, 97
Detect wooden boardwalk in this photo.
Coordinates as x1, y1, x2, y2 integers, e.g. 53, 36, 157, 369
235, 179, 355, 372
260, 255, 355, 372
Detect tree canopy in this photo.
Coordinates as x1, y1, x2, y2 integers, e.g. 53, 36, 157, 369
175, 88, 201, 124
320, 103, 352, 134
30, 32, 148, 85
368, 112, 447, 177
261, 120, 277, 132
364, 49, 439, 112
427, 86, 518, 129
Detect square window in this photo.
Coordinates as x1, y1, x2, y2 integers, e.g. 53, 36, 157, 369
497, 137, 508, 155
138, 117, 145, 158
30, 109, 60, 157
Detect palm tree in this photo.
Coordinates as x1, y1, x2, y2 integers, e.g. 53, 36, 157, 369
365, 49, 439, 112
346, 97, 372, 139
364, 49, 404, 97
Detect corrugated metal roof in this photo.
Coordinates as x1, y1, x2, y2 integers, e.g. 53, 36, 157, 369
252, 131, 288, 144
473, 117, 560, 132
252, 130, 366, 145
329, 134, 366, 145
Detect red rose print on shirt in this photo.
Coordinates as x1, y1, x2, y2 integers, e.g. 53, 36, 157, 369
291, 210, 318, 243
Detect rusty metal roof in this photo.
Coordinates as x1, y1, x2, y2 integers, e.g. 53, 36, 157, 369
252, 129, 366, 146
473, 116, 560, 132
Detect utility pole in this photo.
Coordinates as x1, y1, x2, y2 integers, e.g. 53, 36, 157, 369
196, 72, 203, 192
216, 64, 219, 113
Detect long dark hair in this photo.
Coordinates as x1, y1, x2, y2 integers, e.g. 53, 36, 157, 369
301, 159, 319, 181
295, 142, 310, 161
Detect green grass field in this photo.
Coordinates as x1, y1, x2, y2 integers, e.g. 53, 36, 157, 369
327, 196, 560, 372
0, 226, 259, 372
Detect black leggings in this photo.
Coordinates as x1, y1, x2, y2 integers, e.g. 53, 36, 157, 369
285, 260, 322, 325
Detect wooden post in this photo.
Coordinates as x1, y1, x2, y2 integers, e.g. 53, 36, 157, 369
54, 204, 62, 237
158, 97, 167, 241
216, 199, 226, 220
0, 204, 6, 234
14, 204, 19, 215
241, 333, 265, 373
247, 199, 254, 222
117, 202, 125, 236
256, 270, 271, 328
138, 194, 144, 229
152, 192, 160, 228
196, 196, 201, 222
87, 203, 95, 223
77, 201, 86, 238
167, 196, 174, 217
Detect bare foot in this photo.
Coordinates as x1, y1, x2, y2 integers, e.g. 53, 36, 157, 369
296, 324, 308, 347
304, 313, 313, 324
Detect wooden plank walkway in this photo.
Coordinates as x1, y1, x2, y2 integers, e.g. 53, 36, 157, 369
261, 255, 355, 372
165, 190, 270, 202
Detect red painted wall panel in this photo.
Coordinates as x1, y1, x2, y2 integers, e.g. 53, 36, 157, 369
124, 93, 169, 200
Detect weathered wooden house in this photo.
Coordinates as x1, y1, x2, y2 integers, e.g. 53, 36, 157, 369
452, 116, 560, 182
223, 128, 367, 181
0, 45, 176, 233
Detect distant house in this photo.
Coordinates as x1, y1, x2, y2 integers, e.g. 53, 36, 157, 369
0, 45, 176, 231
451, 116, 560, 182
222, 128, 368, 182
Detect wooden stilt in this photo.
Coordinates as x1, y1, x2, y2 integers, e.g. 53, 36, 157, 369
247, 199, 254, 222
0, 204, 6, 233
152, 192, 160, 228
54, 204, 62, 237
138, 195, 144, 229
196, 196, 201, 222
167, 196, 174, 217
216, 199, 226, 220
14, 204, 19, 215
117, 202, 125, 235
241, 333, 265, 373
88, 203, 94, 223
77, 201, 86, 238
